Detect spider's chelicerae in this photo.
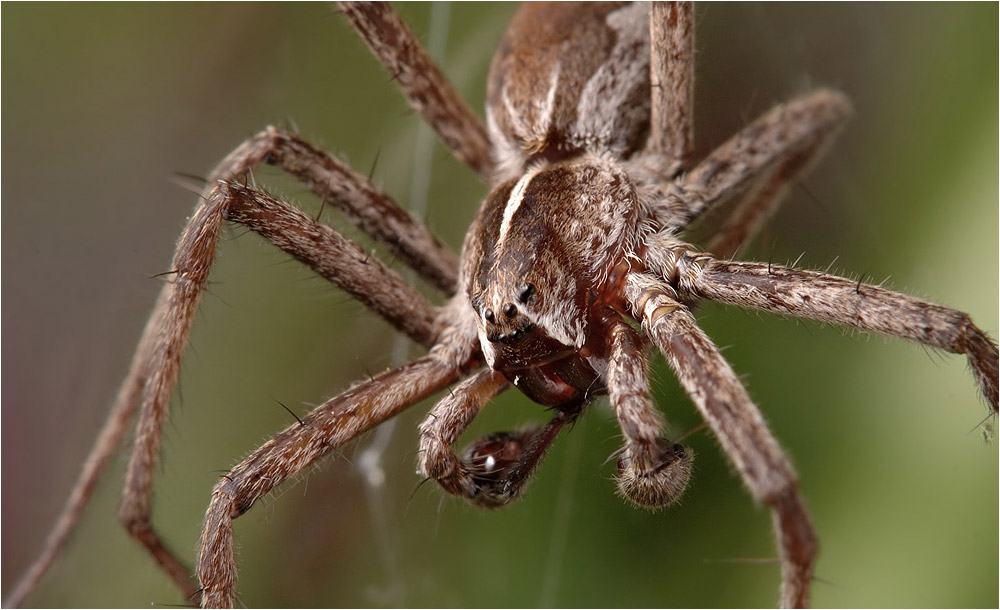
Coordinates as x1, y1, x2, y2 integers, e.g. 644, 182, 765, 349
7, 2, 996, 604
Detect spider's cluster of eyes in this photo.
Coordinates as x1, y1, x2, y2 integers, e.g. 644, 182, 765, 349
482, 282, 535, 343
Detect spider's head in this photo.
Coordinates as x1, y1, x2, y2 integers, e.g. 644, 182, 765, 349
472, 278, 579, 371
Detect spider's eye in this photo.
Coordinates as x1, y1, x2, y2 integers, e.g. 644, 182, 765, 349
502, 303, 517, 317
517, 283, 535, 303
483, 308, 495, 323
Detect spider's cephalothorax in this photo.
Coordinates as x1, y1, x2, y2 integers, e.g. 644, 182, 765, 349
9, 3, 996, 609
450, 2, 695, 510
470, 2, 651, 384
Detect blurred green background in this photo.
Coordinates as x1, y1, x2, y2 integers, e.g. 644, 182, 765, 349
3, 3, 997, 607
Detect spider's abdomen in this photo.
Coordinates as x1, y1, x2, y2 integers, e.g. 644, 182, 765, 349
486, 2, 650, 180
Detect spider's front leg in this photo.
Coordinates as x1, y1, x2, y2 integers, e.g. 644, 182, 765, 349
668, 249, 1000, 409
635, 234, 997, 606
7, 125, 462, 605
198, 327, 479, 608
120, 158, 454, 598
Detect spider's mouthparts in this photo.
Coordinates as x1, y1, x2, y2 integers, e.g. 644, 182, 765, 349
616, 439, 692, 509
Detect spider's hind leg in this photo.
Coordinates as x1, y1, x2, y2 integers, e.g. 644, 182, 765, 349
645, 1, 695, 174
631, 88, 851, 238
198, 343, 476, 608
338, 1, 493, 181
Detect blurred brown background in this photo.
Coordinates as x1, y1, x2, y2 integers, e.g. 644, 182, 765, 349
3, 3, 997, 607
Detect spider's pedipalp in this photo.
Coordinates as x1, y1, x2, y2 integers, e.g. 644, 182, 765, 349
417, 369, 509, 500
616, 437, 693, 509
416, 363, 577, 509
460, 411, 577, 508
607, 321, 692, 508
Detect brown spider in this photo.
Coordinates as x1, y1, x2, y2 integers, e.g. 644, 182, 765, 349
7, 2, 1000, 604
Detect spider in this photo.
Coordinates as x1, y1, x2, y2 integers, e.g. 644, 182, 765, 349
7, 2, 1000, 604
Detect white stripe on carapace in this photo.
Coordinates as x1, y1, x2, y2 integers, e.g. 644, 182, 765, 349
496, 164, 542, 246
